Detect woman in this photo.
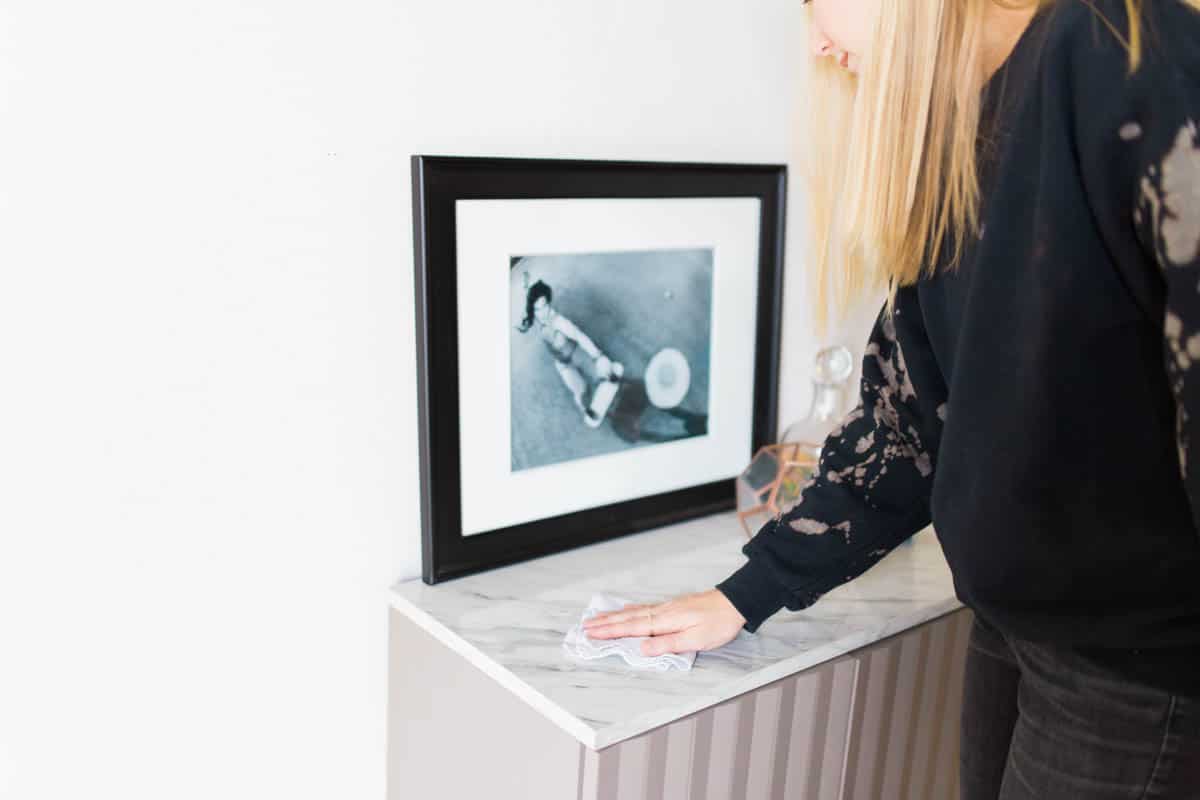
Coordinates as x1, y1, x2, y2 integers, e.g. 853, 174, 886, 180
518, 279, 623, 427
582, 1, 1200, 797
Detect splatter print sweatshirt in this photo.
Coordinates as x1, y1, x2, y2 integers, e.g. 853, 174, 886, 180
715, 0, 1200, 696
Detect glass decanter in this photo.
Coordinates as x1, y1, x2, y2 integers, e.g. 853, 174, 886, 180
735, 345, 855, 539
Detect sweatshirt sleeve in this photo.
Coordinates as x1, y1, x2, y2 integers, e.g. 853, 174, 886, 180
1133, 79, 1200, 538
1086, 1, 1200, 539
715, 285, 946, 633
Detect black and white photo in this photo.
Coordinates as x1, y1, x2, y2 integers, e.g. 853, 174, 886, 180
509, 248, 711, 472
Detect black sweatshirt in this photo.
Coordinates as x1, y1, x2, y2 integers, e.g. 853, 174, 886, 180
716, 0, 1200, 696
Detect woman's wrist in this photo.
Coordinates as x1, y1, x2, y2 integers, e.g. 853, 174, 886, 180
714, 557, 790, 634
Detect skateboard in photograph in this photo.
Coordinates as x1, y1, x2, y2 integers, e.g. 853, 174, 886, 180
584, 356, 625, 428
584, 347, 692, 430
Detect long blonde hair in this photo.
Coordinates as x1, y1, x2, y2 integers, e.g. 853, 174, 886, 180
803, 0, 1200, 337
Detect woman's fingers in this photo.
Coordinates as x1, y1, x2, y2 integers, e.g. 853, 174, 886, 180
583, 603, 682, 641
585, 613, 699, 655
583, 618, 647, 639
575, 590, 743, 655
582, 603, 651, 630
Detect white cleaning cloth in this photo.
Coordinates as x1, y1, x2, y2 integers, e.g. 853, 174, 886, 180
562, 592, 697, 672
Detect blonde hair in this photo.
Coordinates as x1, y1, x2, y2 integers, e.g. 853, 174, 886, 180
803, 0, 1200, 337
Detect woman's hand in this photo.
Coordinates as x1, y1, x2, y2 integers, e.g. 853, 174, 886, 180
580, 589, 748, 656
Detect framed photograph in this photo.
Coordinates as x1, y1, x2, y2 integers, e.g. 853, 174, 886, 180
412, 154, 786, 583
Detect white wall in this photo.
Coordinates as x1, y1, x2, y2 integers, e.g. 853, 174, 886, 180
0, 2, 878, 797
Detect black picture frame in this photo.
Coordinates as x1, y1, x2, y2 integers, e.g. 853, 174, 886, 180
412, 154, 787, 584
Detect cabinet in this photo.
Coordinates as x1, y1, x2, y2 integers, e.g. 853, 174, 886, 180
388, 512, 970, 799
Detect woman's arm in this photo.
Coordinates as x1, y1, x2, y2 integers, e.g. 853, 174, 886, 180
1076, 0, 1200, 538
716, 284, 946, 633
1131, 72, 1200, 539
554, 314, 602, 359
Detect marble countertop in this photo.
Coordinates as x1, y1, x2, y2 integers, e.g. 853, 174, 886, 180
389, 509, 963, 750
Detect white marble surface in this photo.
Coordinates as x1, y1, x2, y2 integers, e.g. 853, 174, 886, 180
389, 510, 963, 750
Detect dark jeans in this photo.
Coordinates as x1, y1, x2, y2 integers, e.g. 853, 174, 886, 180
960, 612, 1200, 799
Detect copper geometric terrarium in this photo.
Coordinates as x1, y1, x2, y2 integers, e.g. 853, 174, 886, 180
735, 439, 820, 538
735, 344, 856, 539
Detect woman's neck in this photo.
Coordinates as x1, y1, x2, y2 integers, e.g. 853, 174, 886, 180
981, 2, 1040, 83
